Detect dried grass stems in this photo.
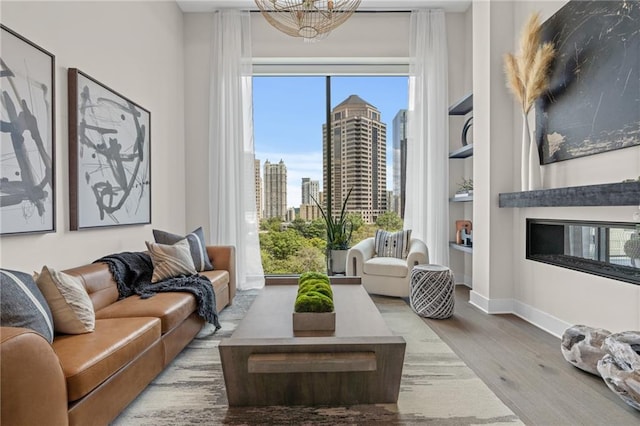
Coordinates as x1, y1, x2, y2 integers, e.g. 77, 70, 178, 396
504, 12, 555, 114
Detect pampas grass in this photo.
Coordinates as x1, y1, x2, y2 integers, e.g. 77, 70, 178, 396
504, 12, 555, 114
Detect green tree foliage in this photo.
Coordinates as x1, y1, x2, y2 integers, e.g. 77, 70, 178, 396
259, 211, 404, 275
376, 211, 404, 232
347, 213, 364, 232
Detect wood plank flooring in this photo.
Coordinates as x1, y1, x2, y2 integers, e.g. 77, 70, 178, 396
421, 285, 640, 426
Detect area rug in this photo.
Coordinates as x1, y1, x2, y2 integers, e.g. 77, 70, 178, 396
112, 290, 522, 425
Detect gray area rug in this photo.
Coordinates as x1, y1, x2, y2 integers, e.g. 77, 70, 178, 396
112, 290, 522, 425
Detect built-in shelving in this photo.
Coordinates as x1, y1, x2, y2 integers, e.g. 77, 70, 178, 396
449, 194, 473, 202
449, 93, 474, 262
498, 181, 640, 208
449, 144, 473, 159
448, 93, 473, 115
449, 242, 473, 254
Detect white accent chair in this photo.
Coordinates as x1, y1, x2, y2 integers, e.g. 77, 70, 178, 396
346, 237, 429, 297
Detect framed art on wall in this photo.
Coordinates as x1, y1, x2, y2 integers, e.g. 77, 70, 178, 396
535, 0, 640, 164
0, 25, 56, 236
68, 68, 151, 230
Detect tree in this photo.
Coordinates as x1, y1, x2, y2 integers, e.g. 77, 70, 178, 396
376, 211, 403, 232
347, 213, 364, 232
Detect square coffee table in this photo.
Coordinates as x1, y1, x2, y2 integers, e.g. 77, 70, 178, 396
219, 280, 406, 406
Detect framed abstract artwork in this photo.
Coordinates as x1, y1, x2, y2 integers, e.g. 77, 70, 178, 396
68, 68, 151, 230
0, 25, 56, 235
535, 0, 640, 164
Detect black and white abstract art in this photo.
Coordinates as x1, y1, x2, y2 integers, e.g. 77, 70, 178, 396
0, 25, 55, 235
68, 69, 150, 230
535, 0, 640, 164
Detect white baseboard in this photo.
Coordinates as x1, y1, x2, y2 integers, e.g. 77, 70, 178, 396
453, 274, 472, 287
467, 291, 570, 339
512, 300, 571, 339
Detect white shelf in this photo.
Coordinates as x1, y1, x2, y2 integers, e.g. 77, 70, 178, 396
449, 242, 473, 254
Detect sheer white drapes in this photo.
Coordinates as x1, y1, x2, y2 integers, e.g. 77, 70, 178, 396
405, 9, 450, 266
209, 10, 264, 290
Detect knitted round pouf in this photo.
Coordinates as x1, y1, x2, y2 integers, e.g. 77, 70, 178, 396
410, 264, 454, 319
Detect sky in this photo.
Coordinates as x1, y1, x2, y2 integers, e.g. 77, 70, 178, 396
253, 76, 409, 208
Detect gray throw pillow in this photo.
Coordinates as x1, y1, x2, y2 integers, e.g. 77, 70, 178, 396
153, 226, 213, 271
0, 268, 54, 343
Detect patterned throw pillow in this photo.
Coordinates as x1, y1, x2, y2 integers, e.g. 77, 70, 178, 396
153, 227, 213, 272
34, 266, 95, 334
0, 269, 55, 343
146, 238, 197, 283
374, 229, 412, 259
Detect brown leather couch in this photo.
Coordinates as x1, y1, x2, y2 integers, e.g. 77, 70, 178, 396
1, 245, 236, 426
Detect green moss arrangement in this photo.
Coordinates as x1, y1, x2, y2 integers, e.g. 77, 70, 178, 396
295, 291, 334, 313
299, 282, 333, 299
295, 272, 333, 313
298, 271, 330, 286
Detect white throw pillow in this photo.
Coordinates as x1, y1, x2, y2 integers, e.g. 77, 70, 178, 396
35, 266, 95, 334
374, 229, 412, 259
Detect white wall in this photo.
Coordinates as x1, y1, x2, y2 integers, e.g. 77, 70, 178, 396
184, 11, 471, 240
472, 0, 640, 336
0, 1, 186, 271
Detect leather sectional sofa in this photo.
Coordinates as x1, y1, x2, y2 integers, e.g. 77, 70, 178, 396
1, 245, 235, 426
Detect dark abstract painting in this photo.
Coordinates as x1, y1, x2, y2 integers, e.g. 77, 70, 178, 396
0, 25, 55, 235
68, 69, 150, 230
535, 0, 640, 164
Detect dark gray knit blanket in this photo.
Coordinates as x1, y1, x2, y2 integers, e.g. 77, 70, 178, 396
94, 251, 220, 330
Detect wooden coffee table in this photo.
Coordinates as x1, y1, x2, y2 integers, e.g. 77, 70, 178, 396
219, 279, 406, 406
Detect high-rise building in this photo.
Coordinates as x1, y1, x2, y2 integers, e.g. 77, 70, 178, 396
301, 177, 319, 205
263, 159, 287, 219
299, 204, 321, 221
254, 158, 262, 220
392, 109, 407, 218
323, 95, 387, 224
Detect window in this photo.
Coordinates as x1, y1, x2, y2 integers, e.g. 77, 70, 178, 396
254, 75, 408, 275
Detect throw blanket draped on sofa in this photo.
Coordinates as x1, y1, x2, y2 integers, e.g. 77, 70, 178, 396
95, 252, 220, 329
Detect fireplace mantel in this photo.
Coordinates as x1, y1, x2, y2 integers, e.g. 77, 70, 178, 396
498, 182, 640, 208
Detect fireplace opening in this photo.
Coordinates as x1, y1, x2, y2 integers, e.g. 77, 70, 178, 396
526, 219, 640, 285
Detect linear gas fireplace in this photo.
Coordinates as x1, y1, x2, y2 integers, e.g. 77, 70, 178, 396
526, 219, 640, 285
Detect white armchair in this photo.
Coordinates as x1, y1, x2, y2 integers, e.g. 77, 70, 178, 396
346, 237, 429, 297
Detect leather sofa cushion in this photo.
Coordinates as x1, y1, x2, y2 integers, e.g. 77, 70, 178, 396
64, 263, 119, 312
96, 293, 196, 334
364, 257, 409, 278
198, 270, 229, 293
53, 317, 160, 402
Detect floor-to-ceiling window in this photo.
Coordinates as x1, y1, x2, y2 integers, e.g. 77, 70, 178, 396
253, 75, 408, 275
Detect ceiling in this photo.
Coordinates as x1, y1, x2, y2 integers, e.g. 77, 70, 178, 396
176, 0, 472, 13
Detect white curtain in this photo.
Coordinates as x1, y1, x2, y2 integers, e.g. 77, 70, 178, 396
209, 10, 264, 290
405, 9, 450, 267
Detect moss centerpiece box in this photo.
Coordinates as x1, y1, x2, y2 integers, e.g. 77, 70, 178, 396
293, 272, 335, 332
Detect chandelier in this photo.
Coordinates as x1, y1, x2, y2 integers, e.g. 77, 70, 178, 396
254, 0, 362, 41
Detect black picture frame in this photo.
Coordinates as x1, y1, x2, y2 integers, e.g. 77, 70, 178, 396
535, 0, 640, 164
0, 25, 56, 236
68, 68, 151, 230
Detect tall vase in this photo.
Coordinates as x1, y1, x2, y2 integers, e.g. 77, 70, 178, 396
521, 112, 530, 191
527, 112, 542, 190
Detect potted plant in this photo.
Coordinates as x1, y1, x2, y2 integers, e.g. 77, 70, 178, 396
312, 187, 353, 275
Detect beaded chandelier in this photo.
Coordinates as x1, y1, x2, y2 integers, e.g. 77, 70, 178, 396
254, 0, 361, 41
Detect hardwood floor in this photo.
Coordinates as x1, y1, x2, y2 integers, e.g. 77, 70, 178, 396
421, 285, 640, 426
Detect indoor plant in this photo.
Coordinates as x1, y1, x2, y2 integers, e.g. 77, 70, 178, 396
312, 187, 353, 274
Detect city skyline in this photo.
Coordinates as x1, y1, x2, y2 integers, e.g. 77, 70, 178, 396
253, 76, 408, 208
